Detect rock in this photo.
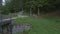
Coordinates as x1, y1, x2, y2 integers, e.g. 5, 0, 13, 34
20, 23, 31, 32
12, 23, 31, 34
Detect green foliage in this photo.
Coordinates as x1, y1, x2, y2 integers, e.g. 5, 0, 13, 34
1, 3, 11, 14
1, 0, 60, 14
25, 1, 37, 8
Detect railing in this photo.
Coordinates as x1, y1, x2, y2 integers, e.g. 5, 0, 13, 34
0, 14, 13, 34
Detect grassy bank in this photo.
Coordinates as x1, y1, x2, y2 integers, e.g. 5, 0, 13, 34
14, 16, 60, 34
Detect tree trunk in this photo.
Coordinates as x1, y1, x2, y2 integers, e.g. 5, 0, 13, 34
30, 8, 32, 16
38, 7, 40, 16
22, 8, 24, 15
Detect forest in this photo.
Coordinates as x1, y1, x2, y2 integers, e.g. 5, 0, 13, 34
0, 0, 60, 15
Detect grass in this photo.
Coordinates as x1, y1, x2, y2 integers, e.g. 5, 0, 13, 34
14, 16, 60, 34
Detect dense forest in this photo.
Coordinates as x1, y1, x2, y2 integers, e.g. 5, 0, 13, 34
0, 0, 60, 14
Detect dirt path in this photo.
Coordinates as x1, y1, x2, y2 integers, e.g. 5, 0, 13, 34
1, 15, 28, 22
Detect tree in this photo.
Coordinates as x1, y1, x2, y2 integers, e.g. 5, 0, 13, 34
36, 0, 49, 16
25, 0, 49, 16
25, 1, 37, 16
0, 0, 2, 12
